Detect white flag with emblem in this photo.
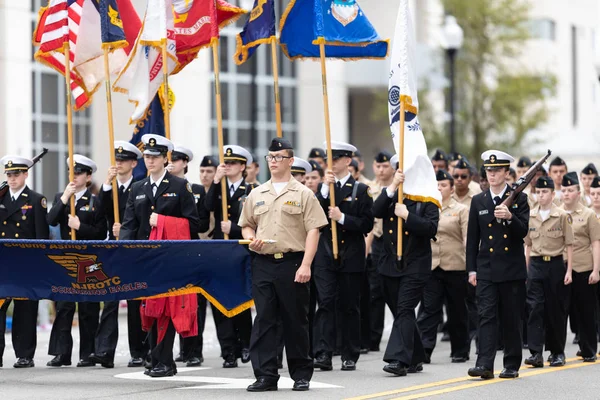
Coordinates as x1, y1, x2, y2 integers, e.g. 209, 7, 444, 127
388, 0, 441, 206
113, 0, 178, 123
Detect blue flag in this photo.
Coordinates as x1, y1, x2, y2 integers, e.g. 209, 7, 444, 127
279, 0, 388, 60
129, 94, 166, 180
0, 239, 253, 316
99, 0, 127, 48
234, 0, 276, 65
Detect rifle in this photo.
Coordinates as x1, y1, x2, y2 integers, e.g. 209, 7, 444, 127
0, 148, 49, 198
502, 149, 552, 208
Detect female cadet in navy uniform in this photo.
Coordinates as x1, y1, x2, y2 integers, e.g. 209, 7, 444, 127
0, 155, 49, 368
467, 150, 529, 380
204, 145, 255, 368
47, 155, 107, 368
372, 154, 439, 377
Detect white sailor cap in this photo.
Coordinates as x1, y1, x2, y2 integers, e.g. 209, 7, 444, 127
1, 155, 33, 173
322, 141, 357, 159
67, 154, 97, 174
171, 145, 194, 162
390, 154, 399, 168
141, 134, 174, 156
291, 157, 312, 175
223, 145, 252, 165
114, 141, 143, 160
481, 150, 514, 170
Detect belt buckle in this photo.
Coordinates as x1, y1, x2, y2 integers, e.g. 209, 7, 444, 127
543, 256, 551, 262
274, 253, 284, 260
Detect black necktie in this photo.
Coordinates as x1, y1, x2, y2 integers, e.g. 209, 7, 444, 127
11, 196, 16, 202
336, 181, 342, 190
230, 184, 235, 197
151, 183, 157, 197
119, 185, 125, 194
494, 196, 502, 206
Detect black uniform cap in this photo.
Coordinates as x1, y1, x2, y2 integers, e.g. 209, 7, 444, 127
454, 158, 470, 170
582, 163, 598, 175
549, 156, 567, 168
535, 176, 554, 189
436, 169, 453, 182
308, 147, 325, 158
432, 149, 447, 161
375, 151, 393, 163
349, 159, 359, 170
562, 171, 579, 187
517, 156, 532, 168
591, 176, 600, 188
308, 160, 322, 171
269, 138, 293, 151
200, 155, 219, 167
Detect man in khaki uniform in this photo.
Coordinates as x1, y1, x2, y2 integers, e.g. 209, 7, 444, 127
580, 164, 597, 208
524, 176, 574, 368
560, 172, 600, 361
431, 149, 449, 173
417, 170, 470, 363
240, 138, 328, 392
591, 177, 600, 219
452, 159, 480, 207
549, 157, 568, 204
516, 156, 532, 178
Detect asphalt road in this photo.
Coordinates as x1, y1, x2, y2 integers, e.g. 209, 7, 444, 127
1, 306, 598, 400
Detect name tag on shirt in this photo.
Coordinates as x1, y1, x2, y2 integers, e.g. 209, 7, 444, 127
479, 210, 489, 215
136, 194, 146, 200
255, 201, 265, 206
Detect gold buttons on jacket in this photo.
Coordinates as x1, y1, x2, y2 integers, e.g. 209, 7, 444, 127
389, 230, 393, 234
228, 205, 231, 209
390, 217, 394, 221
1, 232, 4, 237
505, 247, 509, 251
489, 248, 494, 253
16, 223, 20, 227
15, 234, 19, 238
488, 223, 493, 228
489, 235, 493, 240
151, 206, 155, 210
504, 234, 508, 239
405, 231, 409, 236
341, 240, 345, 244
2, 221, 6, 225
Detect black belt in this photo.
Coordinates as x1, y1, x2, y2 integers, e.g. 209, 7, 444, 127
258, 251, 304, 261
531, 255, 563, 262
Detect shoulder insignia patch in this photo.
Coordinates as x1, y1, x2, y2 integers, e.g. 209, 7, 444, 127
187, 183, 192, 193
367, 187, 372, 198
41, 198, 47, 209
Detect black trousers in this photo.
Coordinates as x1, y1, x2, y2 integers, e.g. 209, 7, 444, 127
476, 279, 526, 371
0, 299, 38, 360
526, 259, 568, 355
127, 300, 149, 359
249, 253, 312, 382
149, 320, 176, 366
181, 294, 207, 360
95, 301, 119, 360
369, 238, 386, 349
382, 273, 429, 366
48, 302, 100, 361
313, 267, 362, 362
211, 305, 252, 359
571, 270, 598, 358
360, 263, 372, 350
466, 284, 478, 342
417, 268, 469, 358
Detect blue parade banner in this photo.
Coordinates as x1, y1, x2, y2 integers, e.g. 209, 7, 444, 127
0, 239, 253, 317
233, 0, 276, 65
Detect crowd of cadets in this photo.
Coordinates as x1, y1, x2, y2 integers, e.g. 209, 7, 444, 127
1, 139, 599, 390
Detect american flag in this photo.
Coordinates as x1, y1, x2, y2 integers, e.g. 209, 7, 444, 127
34, 0, 90, 110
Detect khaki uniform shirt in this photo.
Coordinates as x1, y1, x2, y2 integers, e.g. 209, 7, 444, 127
452, 187, 478, 208
239, 177, 328, 254
369, 181, 383, 238
431, 199, 469, 271
561, 205, 600, 272
525, 204, 574, 257
469, 181, 482, 195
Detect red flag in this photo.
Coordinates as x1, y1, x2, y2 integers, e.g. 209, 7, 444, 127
173, 0, 246, 73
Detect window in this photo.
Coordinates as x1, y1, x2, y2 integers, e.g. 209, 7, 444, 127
210, 0, 298, 182
31, 0, 93, 198
527, 19, 556, 41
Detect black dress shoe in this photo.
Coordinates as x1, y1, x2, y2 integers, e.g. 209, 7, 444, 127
175, 353, 183, 362
292, 379, 310, 391
424, 349, 432, 364
524, 353, 544, 368
128, 357, 144, 367
583, 356, 597, 362
549, 353, 565, 367
441, 332, 451, 342
186, 357, 203, 367
13, 358, 34, 368
341, 360, 356, 371
360, 348, 369, 354
407, 362, 423, 373
247, 377, 278, 392
149, 362, 175, 377
451, 355, 470, 363
547, 353, 556, 363
143, 369, 150, 376
77, 359, 96, 367
47, 355, 71, 367
223, 354, 238, 368
313, 354, 333, 371
369, 346, 380, 352
383, 362, 407, 376
241, 348, 251, 364
573, 335, 580, 345
468, 366, 494, 380
576, 350, 582, 357
89, 353, 114, 368
499, 368, 519, 379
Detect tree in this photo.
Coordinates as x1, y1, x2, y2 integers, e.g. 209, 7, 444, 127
372, 0, 556, 164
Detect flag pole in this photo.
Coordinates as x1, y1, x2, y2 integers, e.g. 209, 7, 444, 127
212, 39, 230, 240
318, 39, 338, 260
397, 99, 406, 259
103, 48, 121, 239
63, 42, 76, 240
161, 39, 172, 163
270, 37, 283, 138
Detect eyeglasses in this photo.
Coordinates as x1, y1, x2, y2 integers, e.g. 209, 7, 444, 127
453, 174, 469, 180
265, 155, 292, 162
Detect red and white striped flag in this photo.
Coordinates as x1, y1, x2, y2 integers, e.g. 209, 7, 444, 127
34, 0, 140, 111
